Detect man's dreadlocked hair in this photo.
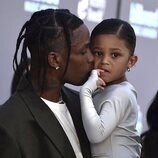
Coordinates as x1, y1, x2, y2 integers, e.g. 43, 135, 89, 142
13, 9, 83, 90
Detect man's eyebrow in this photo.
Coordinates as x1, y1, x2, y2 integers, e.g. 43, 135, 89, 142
71, 40, 89, 48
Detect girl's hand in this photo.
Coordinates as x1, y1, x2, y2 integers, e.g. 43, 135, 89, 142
81, 69, 106, 94
95, 69, 106, 90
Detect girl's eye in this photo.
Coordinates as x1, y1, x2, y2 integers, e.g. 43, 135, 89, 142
111, 52, 120, 58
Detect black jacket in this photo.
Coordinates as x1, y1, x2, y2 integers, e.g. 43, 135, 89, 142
0, 77, 91, 158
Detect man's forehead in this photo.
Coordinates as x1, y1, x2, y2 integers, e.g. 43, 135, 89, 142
71, 31, 89, 46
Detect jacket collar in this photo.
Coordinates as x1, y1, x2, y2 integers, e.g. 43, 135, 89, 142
17, 76, 76, 157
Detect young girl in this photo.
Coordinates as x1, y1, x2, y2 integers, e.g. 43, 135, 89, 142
80, 18, 142, 158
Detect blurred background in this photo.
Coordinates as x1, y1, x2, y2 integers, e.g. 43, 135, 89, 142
0, 0, 158, 133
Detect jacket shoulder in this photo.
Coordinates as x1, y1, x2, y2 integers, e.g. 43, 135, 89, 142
62, 86, 79, 97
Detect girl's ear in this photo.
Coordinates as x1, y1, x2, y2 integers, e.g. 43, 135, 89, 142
128, 54, 138, 69
47, 52, 60, 69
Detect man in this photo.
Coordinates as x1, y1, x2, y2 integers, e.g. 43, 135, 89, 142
0, 9, 93, 158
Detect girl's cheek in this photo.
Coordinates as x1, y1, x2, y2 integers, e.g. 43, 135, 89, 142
94, 60, 100, 68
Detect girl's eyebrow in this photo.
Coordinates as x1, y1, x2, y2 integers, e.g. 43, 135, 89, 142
109, 48, 121, 51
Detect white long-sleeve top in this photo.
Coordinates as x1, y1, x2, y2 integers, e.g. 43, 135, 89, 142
80, 70, 141, 158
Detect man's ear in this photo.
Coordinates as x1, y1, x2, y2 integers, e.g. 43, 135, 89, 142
48, 52, 60, 69
128, 54, 138, 69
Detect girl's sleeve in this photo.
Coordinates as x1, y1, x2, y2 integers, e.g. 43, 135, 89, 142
80, 71, 123, 143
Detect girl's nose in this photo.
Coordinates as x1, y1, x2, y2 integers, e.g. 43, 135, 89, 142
102, 56, 110, 65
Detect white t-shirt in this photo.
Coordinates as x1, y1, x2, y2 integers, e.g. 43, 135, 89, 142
41, 98, 83, 158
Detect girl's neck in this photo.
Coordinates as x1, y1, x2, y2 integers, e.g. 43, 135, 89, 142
106, 76, 127, 86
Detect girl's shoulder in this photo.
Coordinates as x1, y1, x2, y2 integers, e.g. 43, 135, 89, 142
105, 81, 137, 96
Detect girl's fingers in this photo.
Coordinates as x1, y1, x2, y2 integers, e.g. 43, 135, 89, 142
95, 69, 104, 76
96, 78, 106, 90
